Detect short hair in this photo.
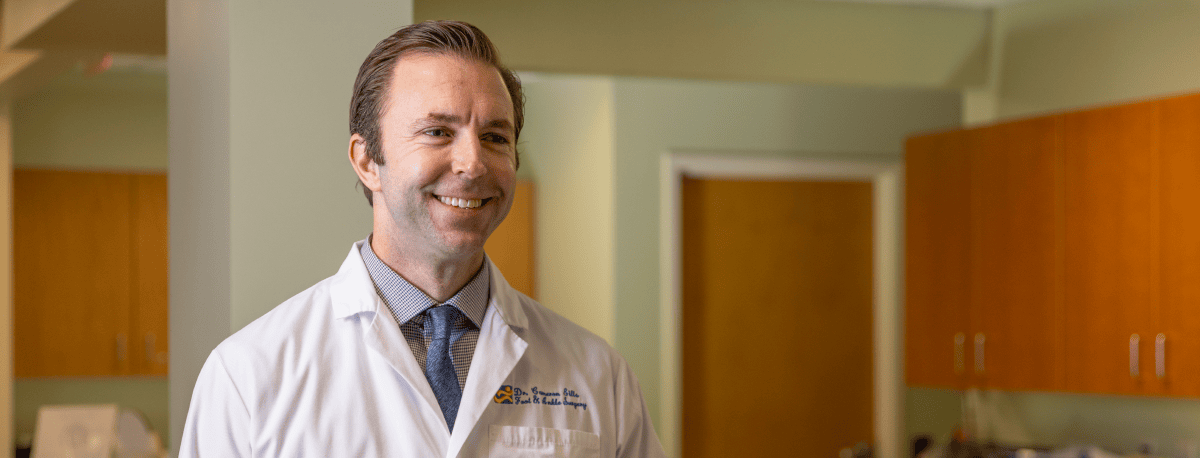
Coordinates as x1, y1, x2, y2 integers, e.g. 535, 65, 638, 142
349, 20, 525, 205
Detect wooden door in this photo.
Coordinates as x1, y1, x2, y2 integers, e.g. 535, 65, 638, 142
905, 131, 972, 389
14, 170, 134, 377
1158, 94, 1200, 396
133, 174, 169, 375
970, 118, 1063, 391
682, 177, 874, 458
1061, 102, 1159, 395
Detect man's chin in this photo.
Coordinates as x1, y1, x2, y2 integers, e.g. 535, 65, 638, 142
431, 234, 490, 260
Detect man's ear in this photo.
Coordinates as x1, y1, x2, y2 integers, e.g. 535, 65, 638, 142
349, 134, 381, 193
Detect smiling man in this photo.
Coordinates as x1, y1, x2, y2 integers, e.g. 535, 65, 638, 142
180, 21, 664, 457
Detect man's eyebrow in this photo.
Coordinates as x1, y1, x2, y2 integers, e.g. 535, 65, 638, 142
412, 113, 513, 132
415, 113, 463, 126
484, 119, 514, 132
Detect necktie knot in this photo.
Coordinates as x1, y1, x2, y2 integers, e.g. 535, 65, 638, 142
427, 305, 461, 341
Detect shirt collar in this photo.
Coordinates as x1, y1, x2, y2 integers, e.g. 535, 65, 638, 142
358, 236, 489, 328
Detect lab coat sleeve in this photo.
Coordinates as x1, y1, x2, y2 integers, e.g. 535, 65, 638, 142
179, 349, 253, 458
614, 357, 667, 458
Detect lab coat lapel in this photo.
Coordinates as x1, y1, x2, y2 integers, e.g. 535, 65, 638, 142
330, 243, 449, 438
446, 261, 529, 457
364, 309, 448, 428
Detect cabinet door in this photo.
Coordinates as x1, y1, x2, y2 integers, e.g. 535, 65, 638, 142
970, 117, 1063, 391
133, 174, 169, 375
905, 131, 972, 388
14, 170, 134, 377
1159, 94, 1200, 396
1061, 102, 1159, 395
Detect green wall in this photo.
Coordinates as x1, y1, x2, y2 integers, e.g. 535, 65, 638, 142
998, 0, 1200, 119
13, 69, 166, 170
519, 74, 617, 343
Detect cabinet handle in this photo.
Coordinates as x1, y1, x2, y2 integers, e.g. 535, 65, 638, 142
1156, 333, 1167, 380
974, 333, 985, 375
1130, 334, 1140, 378
116, 334, 128, 362
954, 332, 966, 375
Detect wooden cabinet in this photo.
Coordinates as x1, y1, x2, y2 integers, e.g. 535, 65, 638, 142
133, 174, 170, 376
970, 117, 1062, 392
1158, 94, 1200, 397
906, 93, 1200, 397
905, 118, 1062, 392
905, 131, 972, 389
1061, 102, 1159, 395
14, 170, 168, 377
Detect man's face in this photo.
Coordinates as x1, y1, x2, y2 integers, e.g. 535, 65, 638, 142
370, 53, 517, 263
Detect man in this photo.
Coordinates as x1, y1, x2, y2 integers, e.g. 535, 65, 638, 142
180, 20, 665, 457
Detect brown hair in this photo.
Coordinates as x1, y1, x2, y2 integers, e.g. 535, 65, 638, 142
349, 20, 525, 205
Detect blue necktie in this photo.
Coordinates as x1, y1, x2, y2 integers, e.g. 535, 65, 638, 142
425, 305, 463, 432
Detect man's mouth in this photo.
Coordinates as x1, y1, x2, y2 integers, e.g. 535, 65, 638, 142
436, 195, 487, 209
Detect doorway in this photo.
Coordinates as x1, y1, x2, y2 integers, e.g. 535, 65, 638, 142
659, 154, 903, 458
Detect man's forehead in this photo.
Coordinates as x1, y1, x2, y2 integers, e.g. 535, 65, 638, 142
386, 53, 514, 118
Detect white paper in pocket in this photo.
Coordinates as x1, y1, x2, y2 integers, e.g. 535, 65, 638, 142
489, 425, 600, 458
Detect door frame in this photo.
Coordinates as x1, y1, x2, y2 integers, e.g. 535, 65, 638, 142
659, 152, 904, 458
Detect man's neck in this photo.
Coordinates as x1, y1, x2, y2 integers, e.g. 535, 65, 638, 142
370, 236, 484, 303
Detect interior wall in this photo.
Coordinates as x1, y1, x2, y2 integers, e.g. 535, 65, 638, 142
168, 0, 411, 453
606, 77, 961, 448
13, 70, 166, 170
519, 74, 616, 343
997, 0, 1200, 119
416, 0, 990, 89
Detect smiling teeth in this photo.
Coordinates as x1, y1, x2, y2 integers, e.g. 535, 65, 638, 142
438, 196, 483, 209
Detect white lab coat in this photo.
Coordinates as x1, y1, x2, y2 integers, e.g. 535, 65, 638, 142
180, 242, 664, 457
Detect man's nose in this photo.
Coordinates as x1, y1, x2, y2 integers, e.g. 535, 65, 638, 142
451, 135, 487, 179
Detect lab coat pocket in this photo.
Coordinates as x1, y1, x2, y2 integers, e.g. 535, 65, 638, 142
488, 425, 600, 458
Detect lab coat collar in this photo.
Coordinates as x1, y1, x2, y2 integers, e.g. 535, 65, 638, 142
330, 242, 532, 330
483, 256, 529, 332
330, 241, 383, 319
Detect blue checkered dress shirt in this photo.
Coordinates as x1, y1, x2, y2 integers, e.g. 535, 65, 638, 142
359, 237, 489, 389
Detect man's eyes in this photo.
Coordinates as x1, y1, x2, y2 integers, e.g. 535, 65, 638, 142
484, 133, 511, 145
420, 128, 510, 146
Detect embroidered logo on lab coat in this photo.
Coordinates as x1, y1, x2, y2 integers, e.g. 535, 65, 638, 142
494, 385, 515, 404
492, 385, 588, 410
